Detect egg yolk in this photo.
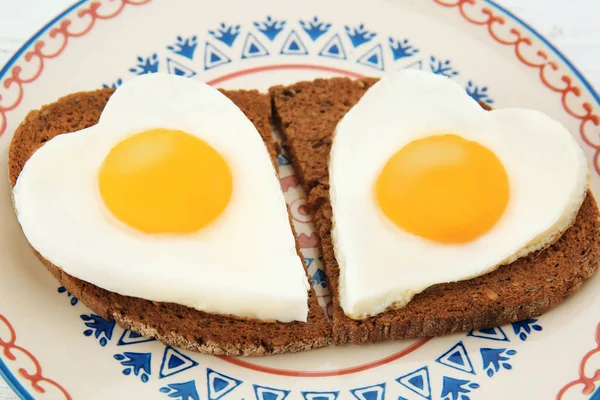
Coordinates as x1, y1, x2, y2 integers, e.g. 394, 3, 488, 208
98, 129, 232, 234
375, 134, 509, 243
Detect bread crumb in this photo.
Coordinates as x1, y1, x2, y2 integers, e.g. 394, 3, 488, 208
483, 288, 499, 301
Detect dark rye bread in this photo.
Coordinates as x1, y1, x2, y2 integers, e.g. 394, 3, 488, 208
9, 88, 331, 356
270, 77, 600, 345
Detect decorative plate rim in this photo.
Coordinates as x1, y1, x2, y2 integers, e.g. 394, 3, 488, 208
1, 0, 599, 399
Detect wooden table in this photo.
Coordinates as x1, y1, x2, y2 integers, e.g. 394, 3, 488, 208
1, 0, 599, 398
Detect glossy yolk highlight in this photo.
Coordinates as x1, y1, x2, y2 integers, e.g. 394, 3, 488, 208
99, 129, 232, 234
375, 134, 509, 243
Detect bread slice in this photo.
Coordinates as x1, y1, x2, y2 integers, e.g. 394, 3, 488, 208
8, 88, 331, 356
270, 77, 600, 345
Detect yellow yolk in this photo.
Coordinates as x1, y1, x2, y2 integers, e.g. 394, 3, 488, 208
98, 129, 232, 234
375, 134, 509, 243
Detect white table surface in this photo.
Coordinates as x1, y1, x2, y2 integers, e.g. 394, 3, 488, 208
1, 0, 599, 398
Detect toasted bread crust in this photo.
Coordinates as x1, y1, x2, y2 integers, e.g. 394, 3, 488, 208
9, 88, 331, 356
270, 77, 600, 345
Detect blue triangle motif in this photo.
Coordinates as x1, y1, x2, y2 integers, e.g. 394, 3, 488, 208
204, 42, 231, 70
253, 384, 290, 400
396, 366, 431, 400
350, 383, 386, 400
311, 269, 327, 286
302, 391, 339, 400
403, 60, 423, 70
435, 341, 475, 375
357, 44, 384, 71
167, 58, 196, 78
159, 346, 199, 379
277, 153, 291, 166
280, 30, 308, 55
410, 375, 423, 388
215, 378, 227, 392
467, 326, 509, 342
207, 368, 243, 400
169, 356, 184, 369
117, 329, 156, 346
242, 32, 269, 59
318, 34, 347, 60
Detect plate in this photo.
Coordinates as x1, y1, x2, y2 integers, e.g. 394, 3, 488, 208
1, 0, 599, 399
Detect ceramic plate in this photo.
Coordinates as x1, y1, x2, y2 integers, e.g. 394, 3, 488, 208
1, 0, 599, 399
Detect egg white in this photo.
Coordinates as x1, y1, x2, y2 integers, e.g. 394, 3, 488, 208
13, 73, 309, 323
330, 69, 589, 319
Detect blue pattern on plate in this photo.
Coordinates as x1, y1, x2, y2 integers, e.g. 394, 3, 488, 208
206, 368, 243, 400
80, 313, 114, 347
254, 16, 286, 41
114, 351, 152, 382
280, 30, 309, 55
127, 16, 497, 106
429, 56, 458, 77
242, 33, 270, 59
350, 383, 386, 400
129, 54, 159, 75
159, 346, 199, 379
117, 329, 156, 346
67, 277, 538, 399
512, 318, 543, 341
159, 380, 200, 400
302, 390, 339, 400
404, 59, 423, 70
397, 367, 432, 400
204, 43, 231, 70
467, 327, 509, 342
166, 58, 196, 78
466, 81, 494, 105
168, 36, 198, 59
277, 153, 291, 166
389, 37, 419, 60
345, 24, 376, 47
253, 384, 290, 400
440, 377, 480, 400
435, 341, 475, 375
209, 24, 240, 47
101, 79, 123, 89
480, 348, 517, 377
319, 34, 347, 60
300, 17, 332, 41
57, 286, 78, 306
311, 269, 328, 288
357, 43, 385, 71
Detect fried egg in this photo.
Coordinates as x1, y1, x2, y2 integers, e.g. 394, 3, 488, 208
13, 73, 309, 323
330, 69, 588, 319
